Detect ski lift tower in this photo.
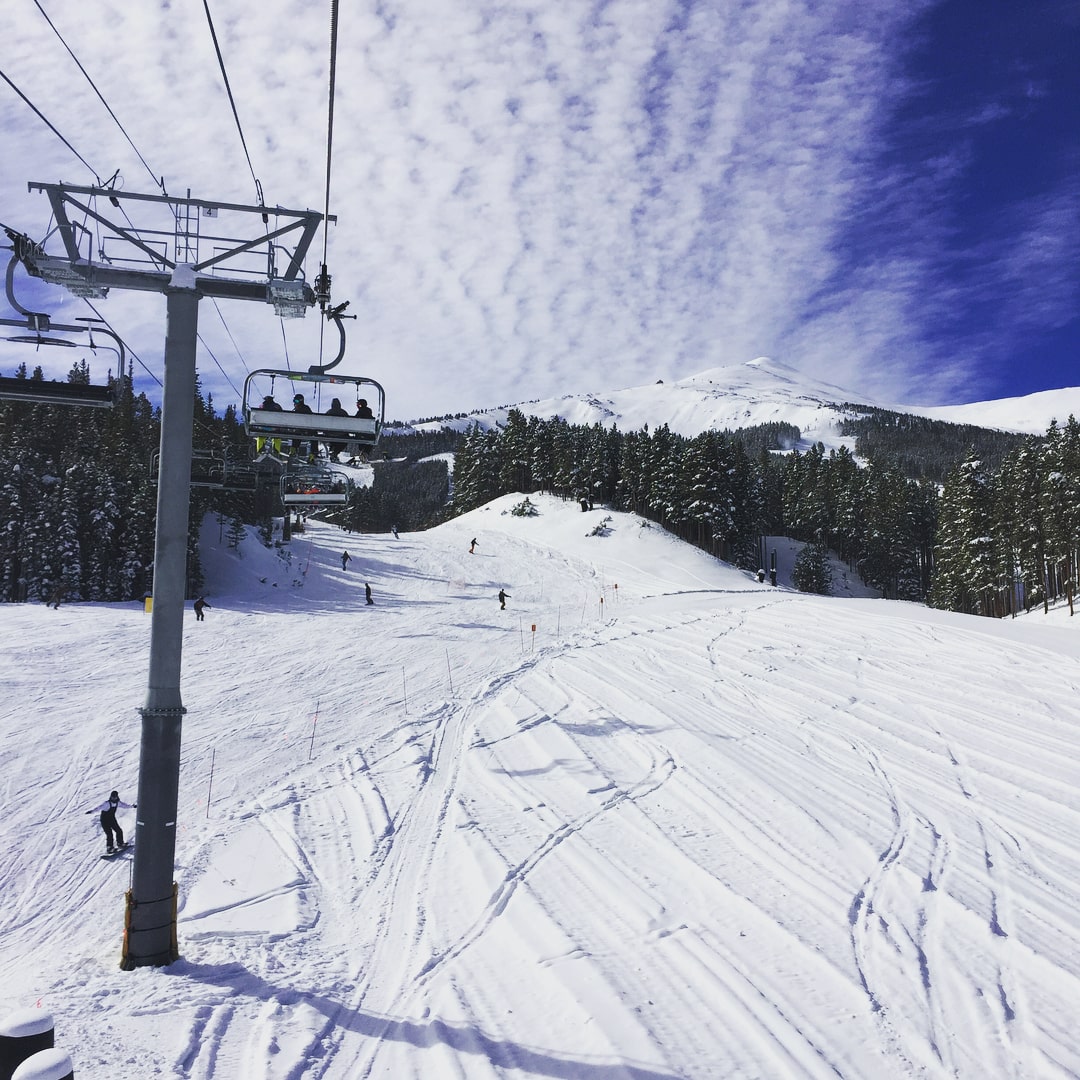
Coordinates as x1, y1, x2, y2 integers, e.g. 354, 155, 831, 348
14, 182, 331, 968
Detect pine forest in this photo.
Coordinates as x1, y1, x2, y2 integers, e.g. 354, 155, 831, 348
3, 365, 1078, 620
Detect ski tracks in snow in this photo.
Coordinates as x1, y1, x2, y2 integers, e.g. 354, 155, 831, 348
845, 736, 956, 1076
336, 603, 872, 1079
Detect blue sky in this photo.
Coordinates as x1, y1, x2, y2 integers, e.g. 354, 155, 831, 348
0, 0, 1077, 421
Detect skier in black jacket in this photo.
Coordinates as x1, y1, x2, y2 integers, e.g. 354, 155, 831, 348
86, 790, 135, 853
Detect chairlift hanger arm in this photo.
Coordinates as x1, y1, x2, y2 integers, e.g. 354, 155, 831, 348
309, 303, 352, 374
5, 250, 41, 319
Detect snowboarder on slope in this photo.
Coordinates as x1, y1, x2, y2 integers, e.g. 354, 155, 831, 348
341, 551, 352, 570
498, 588, 510, 610
365, 583, 374, 605
470, 538, 477, 554
193, 596, 211, 621
86, 790, 135, 853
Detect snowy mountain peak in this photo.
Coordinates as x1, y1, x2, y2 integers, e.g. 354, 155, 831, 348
424, 355, 1074, 444
440, 357, 869, 450
674, 356, 870, 407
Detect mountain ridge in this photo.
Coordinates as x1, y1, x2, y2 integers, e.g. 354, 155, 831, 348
413, 356, 1077, 446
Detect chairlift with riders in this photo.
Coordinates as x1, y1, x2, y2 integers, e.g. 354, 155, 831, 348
281, 462, 350, 506
242, 303, 385, 458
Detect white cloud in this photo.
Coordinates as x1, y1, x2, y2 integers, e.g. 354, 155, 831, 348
2, 0, 1069, 421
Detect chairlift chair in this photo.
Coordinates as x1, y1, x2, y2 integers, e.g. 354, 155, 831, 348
281, 461, 351, 506
244, 369, 385, 454
0, 373, 115, 407
242, 301, 385, 457
149, 449, 227, 488
0, 254, 121, 408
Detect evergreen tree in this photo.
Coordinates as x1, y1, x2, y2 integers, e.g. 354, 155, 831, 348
497, 409, 533, 493
226, 516, 246, 551
1039, 416, 1080, 611
997, 437, 1048, 612
616, 428, 649, 514
792, 543, 833, 595
930, 452, 1000, 615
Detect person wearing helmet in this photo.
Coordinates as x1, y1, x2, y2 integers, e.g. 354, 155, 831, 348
86, 790, 136, 854
355, 398, 374, 419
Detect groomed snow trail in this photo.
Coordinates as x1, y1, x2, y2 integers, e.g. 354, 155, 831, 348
1, 494, 1079, 1079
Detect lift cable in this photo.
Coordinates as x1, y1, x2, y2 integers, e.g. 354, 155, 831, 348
0, 67, 100, 182
31, 0, 166, 195
321, 0, 340, 274
3, 12, 301, 409
202, 0, 262, 204
279, 319, 293, 372
314, 0, 342, 368
196, 331, 245, 403
81, 300, 162, 389
208, 296, 251, 392
0, 63, 152, 251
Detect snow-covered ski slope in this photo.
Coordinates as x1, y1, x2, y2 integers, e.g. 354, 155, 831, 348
1, 493, 1079, 1079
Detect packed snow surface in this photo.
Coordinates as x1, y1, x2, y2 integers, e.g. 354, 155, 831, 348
2, 494, 1079, 1079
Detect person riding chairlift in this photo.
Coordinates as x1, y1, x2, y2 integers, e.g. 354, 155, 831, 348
292, 393, 317, 459
256, 394, 284, 455
326, 397, 349, 462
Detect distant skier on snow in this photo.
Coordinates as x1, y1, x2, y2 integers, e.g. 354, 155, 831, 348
470, 538, 477, 554
365, 583, 374, 605
86, 790, 135, 854
193, 596, 211, 621
342, 551, 352, 570
498, 588, 511, 610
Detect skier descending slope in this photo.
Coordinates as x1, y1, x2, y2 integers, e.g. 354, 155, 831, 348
86, 790, 135, 855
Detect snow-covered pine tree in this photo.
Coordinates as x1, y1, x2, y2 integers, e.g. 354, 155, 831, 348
792, 542, 833, 595
226, 516, 246, 552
